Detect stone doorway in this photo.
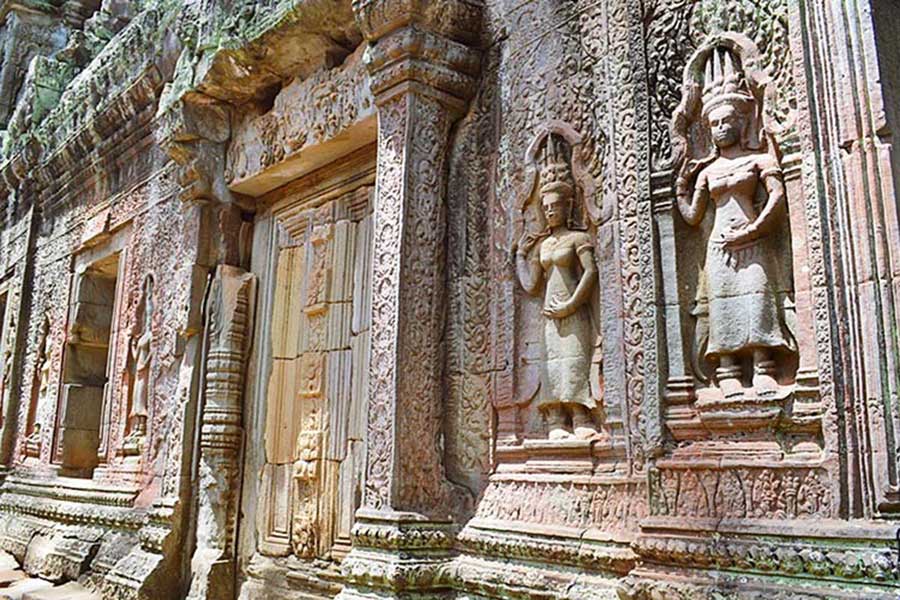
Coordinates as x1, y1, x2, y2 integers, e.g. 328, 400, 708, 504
238, 147, 375, 597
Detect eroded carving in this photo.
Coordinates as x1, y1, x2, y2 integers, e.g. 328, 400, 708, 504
291, 409, 321, 558
23, 317, 52, 461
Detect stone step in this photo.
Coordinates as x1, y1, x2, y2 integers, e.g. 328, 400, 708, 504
0, 570, 26, 589
0, 578, 53, 600
22, 583, 99, 600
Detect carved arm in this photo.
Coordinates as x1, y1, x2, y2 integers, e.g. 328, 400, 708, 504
515, 235, 543, 295
568, 245, 598, 309
676, 170, 709, 226
751, 167, 787, 237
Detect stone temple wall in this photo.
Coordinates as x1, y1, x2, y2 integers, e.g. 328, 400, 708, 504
0, 0, 897, 599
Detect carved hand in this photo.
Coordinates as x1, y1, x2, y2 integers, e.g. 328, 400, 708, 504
517, 232, 540, 256
542, 293, 576, 319
721, 224, 760, 249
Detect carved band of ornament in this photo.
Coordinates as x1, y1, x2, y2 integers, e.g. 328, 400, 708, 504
475, 480, 647, 531
341, 553, 447, 590
0, 494, 145, 530
457, 528, 636, 573
201, 409, 242, 425
649, 467, 832, 520
350, 522, 455, 551
205, 358, 246, 376
2, 477, 137, 507
636, 535, 897, 583
367, 62, 478, 111
198, 439, 242, 453
138, 524, 171, 553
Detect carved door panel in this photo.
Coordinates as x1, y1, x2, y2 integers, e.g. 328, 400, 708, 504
257, 178, 373, 562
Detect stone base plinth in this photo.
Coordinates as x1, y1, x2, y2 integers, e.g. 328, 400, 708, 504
623, 518, 900, 599
335, 509, 456, 600
444, 472, 644, 599
0, 474, 179, 600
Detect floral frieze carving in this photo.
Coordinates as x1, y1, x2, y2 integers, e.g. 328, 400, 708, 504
650, 467, 833, 519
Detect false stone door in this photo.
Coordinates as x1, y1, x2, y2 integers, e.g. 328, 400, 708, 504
252, 152, 374, 565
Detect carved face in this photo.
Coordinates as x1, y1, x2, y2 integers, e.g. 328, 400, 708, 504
707, 104, 743, 149
541, 192, 570, 228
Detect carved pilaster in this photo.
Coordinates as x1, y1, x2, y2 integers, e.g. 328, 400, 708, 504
187, 265, 256, 600
339, 1, 481, 598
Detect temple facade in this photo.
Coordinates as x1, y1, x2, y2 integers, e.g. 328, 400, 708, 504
0, 0, 898, 598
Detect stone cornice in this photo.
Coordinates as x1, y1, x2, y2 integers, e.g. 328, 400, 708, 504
353, 0, 482, 46
0, 7, 171, 203
354, 0, 483, 110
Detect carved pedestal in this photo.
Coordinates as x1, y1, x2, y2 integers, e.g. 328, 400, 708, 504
457, 436, 641, 599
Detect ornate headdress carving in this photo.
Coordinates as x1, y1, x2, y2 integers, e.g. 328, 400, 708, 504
701, 46, 755, 117
538, 133, 575, 197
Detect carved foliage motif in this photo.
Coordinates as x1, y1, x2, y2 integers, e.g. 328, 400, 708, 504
365, 90, 456, 514
305, 225, 333, 314
445, 46, 501, 491
226, 51, 374, 183
364, 94, 405, 511
394, 92, 454, 512
644, 0, 794, 168
650, 467, 833, 519
608, 0, 658, 468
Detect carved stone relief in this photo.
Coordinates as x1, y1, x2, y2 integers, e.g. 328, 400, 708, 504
649, 466, 833, 519
23, 317, 52, 461
673, 35, 797, 413
665, 33, 806, 436
122, 275, 153, 456
513, 129, 605, 442
644, 0, 796, 169
188, 264, 256, 600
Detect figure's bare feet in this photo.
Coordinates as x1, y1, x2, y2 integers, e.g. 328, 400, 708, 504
753, 352, 778, 397
549, 427, 573, 440
546, 405, 571, 440
571, 405, 602, 440
753, 366, 778, 397
719, 376, 743, 399
573, 425, 601, 440
716, 360, 743, 399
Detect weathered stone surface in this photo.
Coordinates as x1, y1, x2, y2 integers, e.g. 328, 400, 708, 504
0, 0, 898, 599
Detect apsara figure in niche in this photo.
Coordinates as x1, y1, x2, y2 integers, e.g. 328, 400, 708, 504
674, 42, 796, 400
124, 275, 153, 453
515, 133, 603, 441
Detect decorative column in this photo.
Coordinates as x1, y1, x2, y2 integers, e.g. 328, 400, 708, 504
187, 265, 256, 600
338, 0, 481, 597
